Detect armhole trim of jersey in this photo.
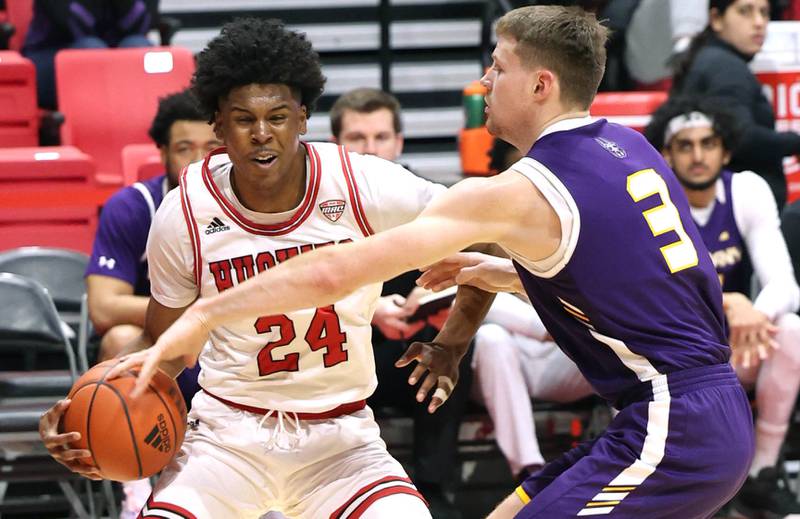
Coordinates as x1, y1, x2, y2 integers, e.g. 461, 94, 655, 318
338, 146, 374, 237
508, 157, 581, 279
133, 181, 157, 262
179, 166, 202, 288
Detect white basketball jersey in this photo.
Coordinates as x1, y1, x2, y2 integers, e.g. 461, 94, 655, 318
179, 143, 384, 413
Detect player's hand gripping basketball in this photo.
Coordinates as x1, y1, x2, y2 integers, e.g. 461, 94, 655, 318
38, 399, 103, 480
108, 306, 212, 398
395, 340, 464, 414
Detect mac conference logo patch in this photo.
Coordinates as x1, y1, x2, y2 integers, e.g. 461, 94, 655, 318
319, 200, 346, 222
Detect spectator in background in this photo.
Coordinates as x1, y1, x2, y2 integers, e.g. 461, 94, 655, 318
84, 89, 220, 517
625, 0, 707, 90
22, 0, 158, 109
670, 0, 800, 210
330, 87, 472, 519
645, 96, 800, 518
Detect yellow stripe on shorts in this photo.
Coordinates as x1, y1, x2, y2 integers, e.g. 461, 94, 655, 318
515, 486, 531, 504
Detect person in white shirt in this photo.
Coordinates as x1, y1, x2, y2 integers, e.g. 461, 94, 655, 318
645, 95, 800, 518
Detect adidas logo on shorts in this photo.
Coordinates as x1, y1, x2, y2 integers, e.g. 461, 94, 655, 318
205, 217, 230, 235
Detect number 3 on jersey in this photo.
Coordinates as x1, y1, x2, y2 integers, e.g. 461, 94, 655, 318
255, 305, 348, 376
627, 168, 698, 274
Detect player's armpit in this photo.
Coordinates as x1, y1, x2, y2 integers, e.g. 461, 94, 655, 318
112, 298, 195, 379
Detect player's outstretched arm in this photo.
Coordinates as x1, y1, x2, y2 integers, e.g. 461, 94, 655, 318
123, 170, 560, 397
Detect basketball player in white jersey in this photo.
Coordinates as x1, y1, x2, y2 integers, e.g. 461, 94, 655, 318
37, 18, 492, 519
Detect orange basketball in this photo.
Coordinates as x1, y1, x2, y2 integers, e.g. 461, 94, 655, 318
60, 359, 188, 482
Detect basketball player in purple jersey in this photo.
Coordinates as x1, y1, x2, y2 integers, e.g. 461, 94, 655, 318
645, 96, 800, 518
116, 6, 754, 517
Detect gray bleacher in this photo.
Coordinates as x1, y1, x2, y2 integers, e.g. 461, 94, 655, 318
155, 0, 492, 186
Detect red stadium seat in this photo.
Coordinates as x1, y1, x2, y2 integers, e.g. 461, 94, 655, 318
590, 91, 668, 133
0, 51, 38, 147
0, 146, 98, 254
121, 143, 164, 185
55, 47, 194, 186
5, 0, 33, 51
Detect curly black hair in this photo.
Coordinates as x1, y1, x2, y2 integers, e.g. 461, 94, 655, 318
192, 18, 326, 122
644, 96, 742, 153
147, 89, 206, 147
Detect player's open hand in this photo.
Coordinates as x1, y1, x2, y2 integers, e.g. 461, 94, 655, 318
724, 292, 779, 368
418, 252, 521, 294
108, 306, 211, 398
395, 341, 463, 414
39, 399, 103, 480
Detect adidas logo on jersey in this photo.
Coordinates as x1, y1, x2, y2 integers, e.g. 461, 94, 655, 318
319, 199, 346, 222
143, 414, 171, 452
205, 217, 230, 235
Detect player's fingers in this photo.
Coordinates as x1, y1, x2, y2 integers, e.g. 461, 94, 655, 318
428, 375, 455, 414
132, 351, 161, 399
55, 448, 94, 461
395, 342, 423, 368
106, 353, 146, 380
742, 349, 751, 369
416, 372, 437, 402
40, 399, 69, 431
43, 431, 81, 450
408, 363, 429, 386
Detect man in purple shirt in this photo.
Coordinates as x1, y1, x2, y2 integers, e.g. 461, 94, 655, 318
646, 96, 800, 518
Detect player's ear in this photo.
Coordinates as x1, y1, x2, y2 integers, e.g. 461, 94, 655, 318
532, 69, 554, 99
299, 105, 308, 136
661, 148, 673, 167
722, 150, 731, 165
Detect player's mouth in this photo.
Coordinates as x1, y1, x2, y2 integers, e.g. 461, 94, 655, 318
251, 152, 278, 169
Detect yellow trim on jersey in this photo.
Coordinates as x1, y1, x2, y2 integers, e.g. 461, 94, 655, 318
586, 501, 621, 507
515, 486, 531, 504
602, 486, 636, 492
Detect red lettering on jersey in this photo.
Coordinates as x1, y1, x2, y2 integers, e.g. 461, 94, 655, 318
276, 246, 300, 263
255, 314, 299, 376
255, 251, 276, 272
300, 244, 314, 253
315, 241, 335, 248
209, 260, 234, 292
231, 255, 255, 283
306, 305, 348, 367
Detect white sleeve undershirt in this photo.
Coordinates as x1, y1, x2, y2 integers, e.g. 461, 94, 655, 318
731, 171, 799, 319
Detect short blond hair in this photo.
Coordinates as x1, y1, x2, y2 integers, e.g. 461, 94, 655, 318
496, 5, 608, 108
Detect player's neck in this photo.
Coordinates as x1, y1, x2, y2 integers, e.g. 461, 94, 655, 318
522, 108, 590, 152
685, 187, 716, 209
230, 148, 308, 214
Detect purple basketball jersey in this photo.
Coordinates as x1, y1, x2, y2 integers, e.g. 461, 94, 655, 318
516, 120, 728, 406
693, 170, 751, 295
